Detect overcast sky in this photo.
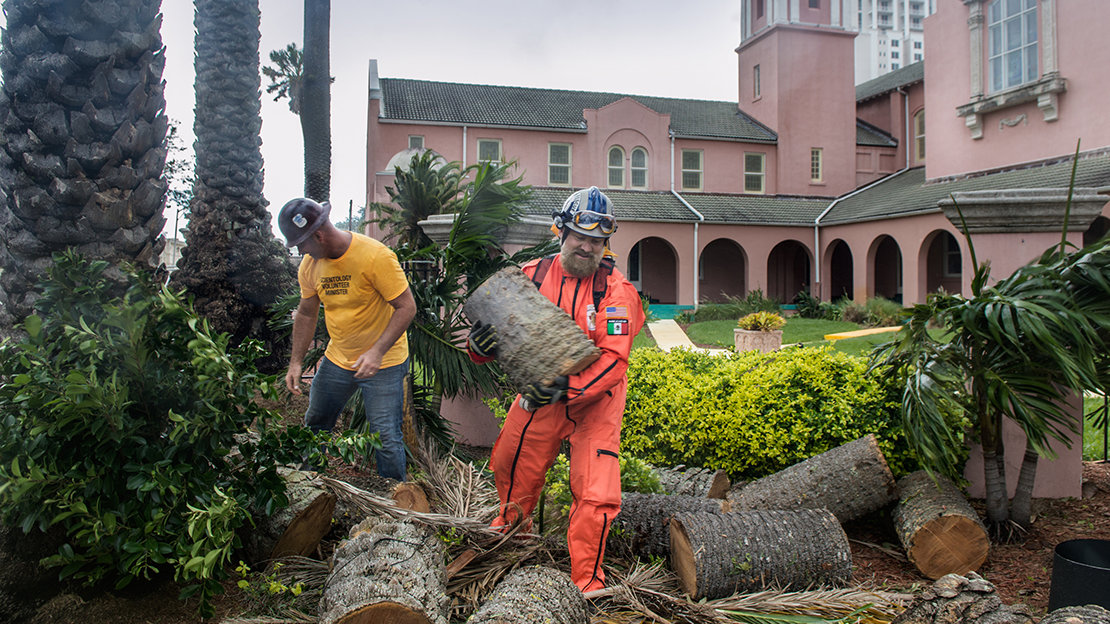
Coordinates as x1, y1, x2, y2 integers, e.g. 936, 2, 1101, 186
158, 0, 742, 238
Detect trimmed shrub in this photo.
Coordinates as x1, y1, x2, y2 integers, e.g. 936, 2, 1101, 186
676, 289, 781, 324
623, 346, 934, 479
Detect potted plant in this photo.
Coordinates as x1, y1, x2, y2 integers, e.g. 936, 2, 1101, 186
734, 311, 785, 353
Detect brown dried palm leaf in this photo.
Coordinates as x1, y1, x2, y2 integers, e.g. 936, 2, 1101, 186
707, 586, 908, 624
410, 437, 499, 521
320, 475, 498, 537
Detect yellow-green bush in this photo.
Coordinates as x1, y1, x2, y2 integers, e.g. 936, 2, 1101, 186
623, 346, 925, 479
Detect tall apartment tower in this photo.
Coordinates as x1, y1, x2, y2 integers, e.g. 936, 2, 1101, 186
854, 0, 936, 83
737, 0, 860, 196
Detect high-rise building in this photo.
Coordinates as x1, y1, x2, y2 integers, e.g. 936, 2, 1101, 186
854, 0, 935, 83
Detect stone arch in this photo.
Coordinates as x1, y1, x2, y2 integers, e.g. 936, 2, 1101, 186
920, 230, 962, 295
766, 240, 812, 304
629, 236, 679, 304
867, 235, 903, 303
824, 239, 853, 302
699, 238, 746, 303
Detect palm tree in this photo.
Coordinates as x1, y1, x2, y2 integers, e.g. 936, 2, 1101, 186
873, 186, 1110, 538
262, 2, 332, 202
0, 0, 169, 331
370, 150, 463, 249
172, 0, 295, 372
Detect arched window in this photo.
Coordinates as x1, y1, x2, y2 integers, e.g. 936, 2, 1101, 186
607, 146, 625, 188
913, 109, 926, 163
630, 147, 648, 188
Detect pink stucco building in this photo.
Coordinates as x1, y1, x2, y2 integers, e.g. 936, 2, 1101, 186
365, 0, 1110, 494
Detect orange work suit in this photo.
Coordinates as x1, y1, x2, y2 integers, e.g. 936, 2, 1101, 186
487, 254, 644, 592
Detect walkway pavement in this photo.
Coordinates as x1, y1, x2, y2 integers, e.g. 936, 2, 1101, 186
647, 319, 728, 355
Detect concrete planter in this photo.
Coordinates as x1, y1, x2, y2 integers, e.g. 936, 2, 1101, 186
417, 213, 553, 248
734, 328, 782, 353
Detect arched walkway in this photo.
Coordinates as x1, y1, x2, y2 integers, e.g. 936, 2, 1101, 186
825, 239, 853, 302
699, 238, 746, 303
1085, 216, 1110, 246
869, 235, 903, 303
922, 230, 962, 295
630, 236, 679, 304
767, 240, 811, 304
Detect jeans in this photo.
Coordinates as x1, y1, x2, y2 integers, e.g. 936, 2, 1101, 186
304, 356, 408, 480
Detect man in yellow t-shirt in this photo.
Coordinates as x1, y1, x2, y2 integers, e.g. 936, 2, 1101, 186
278, 198, 416, 480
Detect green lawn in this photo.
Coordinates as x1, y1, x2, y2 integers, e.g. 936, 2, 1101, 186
1084, 396, 1110, 461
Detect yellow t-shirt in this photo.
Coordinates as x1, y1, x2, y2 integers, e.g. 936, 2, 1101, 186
298, 233, 410, 370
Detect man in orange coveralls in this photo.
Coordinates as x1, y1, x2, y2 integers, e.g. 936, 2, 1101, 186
466, 186, 645, 592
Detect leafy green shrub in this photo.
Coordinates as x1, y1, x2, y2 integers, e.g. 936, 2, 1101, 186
622, 346, 945, 479
676, 289, 781, 324
866, 297, 906, 327
543, 454, 663, 519
0, 253, 372, 615
794, 290, 840, 320
737, 311, 785, 331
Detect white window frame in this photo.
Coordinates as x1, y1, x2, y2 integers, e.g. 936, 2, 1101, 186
987, 0, 1038, 94
958, 0, 1062, 139
408, 135, 424, 150
753, 64, 761, 99
477, 138, 502, 164
548, 143, 572, 186
607, 146, 625, 188
743, 152, 766, 194
630, 147, 648, 189
810, 148, 823, 183
680, 149, 703, 191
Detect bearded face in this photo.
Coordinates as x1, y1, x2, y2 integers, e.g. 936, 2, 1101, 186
560, 230, 605, 278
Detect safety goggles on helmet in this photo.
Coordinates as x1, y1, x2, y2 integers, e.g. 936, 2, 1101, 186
568, 209, 616, 235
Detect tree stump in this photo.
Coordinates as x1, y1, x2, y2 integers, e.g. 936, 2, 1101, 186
609, 492, 724, 560
1042, 606, 1110, 624
729, 434, 896, 523
463, 267, 599, 392
890, 572, 1034, 624
669, 508, 851, 600
245, 469, 337, 564
319, 518, 449, 624
653, 465, 730, 499
465, 566, 588, 624
893, 471, 989, 580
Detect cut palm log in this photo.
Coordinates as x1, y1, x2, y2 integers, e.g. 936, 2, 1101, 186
319, 518, 449, 624
245, 469, 336, 564
393, 482, 431, 513
893, 471, 989, 580
669, 508, 851, 600
729, 434, 896, 522
890, 572, 1034, 624
653, 465, 730, 499
1042, 606, 1110, 624
463, 267, 600, 392
466, 566, 588, 624
609, 492, 724, 559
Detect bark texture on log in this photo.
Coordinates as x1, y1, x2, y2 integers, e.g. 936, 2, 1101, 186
890, 572, 1034, 624
246, 469, 336, 564
729, 434, 896, 523
463, 267, 599, 392
465, 566, 588, 624
669, 509, 851, 600
609, 492, 723, 559
319, 518, 449, 624
1041, 606, 1110, 624
654, 465, 730, 499
893, 471, 989, 580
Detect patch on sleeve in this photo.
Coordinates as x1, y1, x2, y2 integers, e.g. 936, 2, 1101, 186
607, 318, 629, 335
605, 306, 628, 317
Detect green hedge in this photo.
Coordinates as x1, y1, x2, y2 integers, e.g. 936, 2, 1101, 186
623, 346, 920, 479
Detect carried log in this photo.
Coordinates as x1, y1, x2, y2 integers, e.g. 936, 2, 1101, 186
669, 508, 851, 600
245, 469, 336, 564
729, 434, 896, 523
1042, 606, 1110, 624
319, 517, 449, 624
653, 465, 730, 499
463, 267, 600, 392
465, 565, 588, 624
609, 492, 724, 560
893, 471, 989, 580
890, 572, 1034, 624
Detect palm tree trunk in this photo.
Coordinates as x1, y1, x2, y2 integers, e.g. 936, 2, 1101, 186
0, 0, 168, 331
172, 0, 296, 372
980, 407, 1011, 531
1009, 444, 1039, 530
301, 0, 331, 202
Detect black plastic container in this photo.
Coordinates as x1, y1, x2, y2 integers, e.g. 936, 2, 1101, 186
1047, 539, 1110, 610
